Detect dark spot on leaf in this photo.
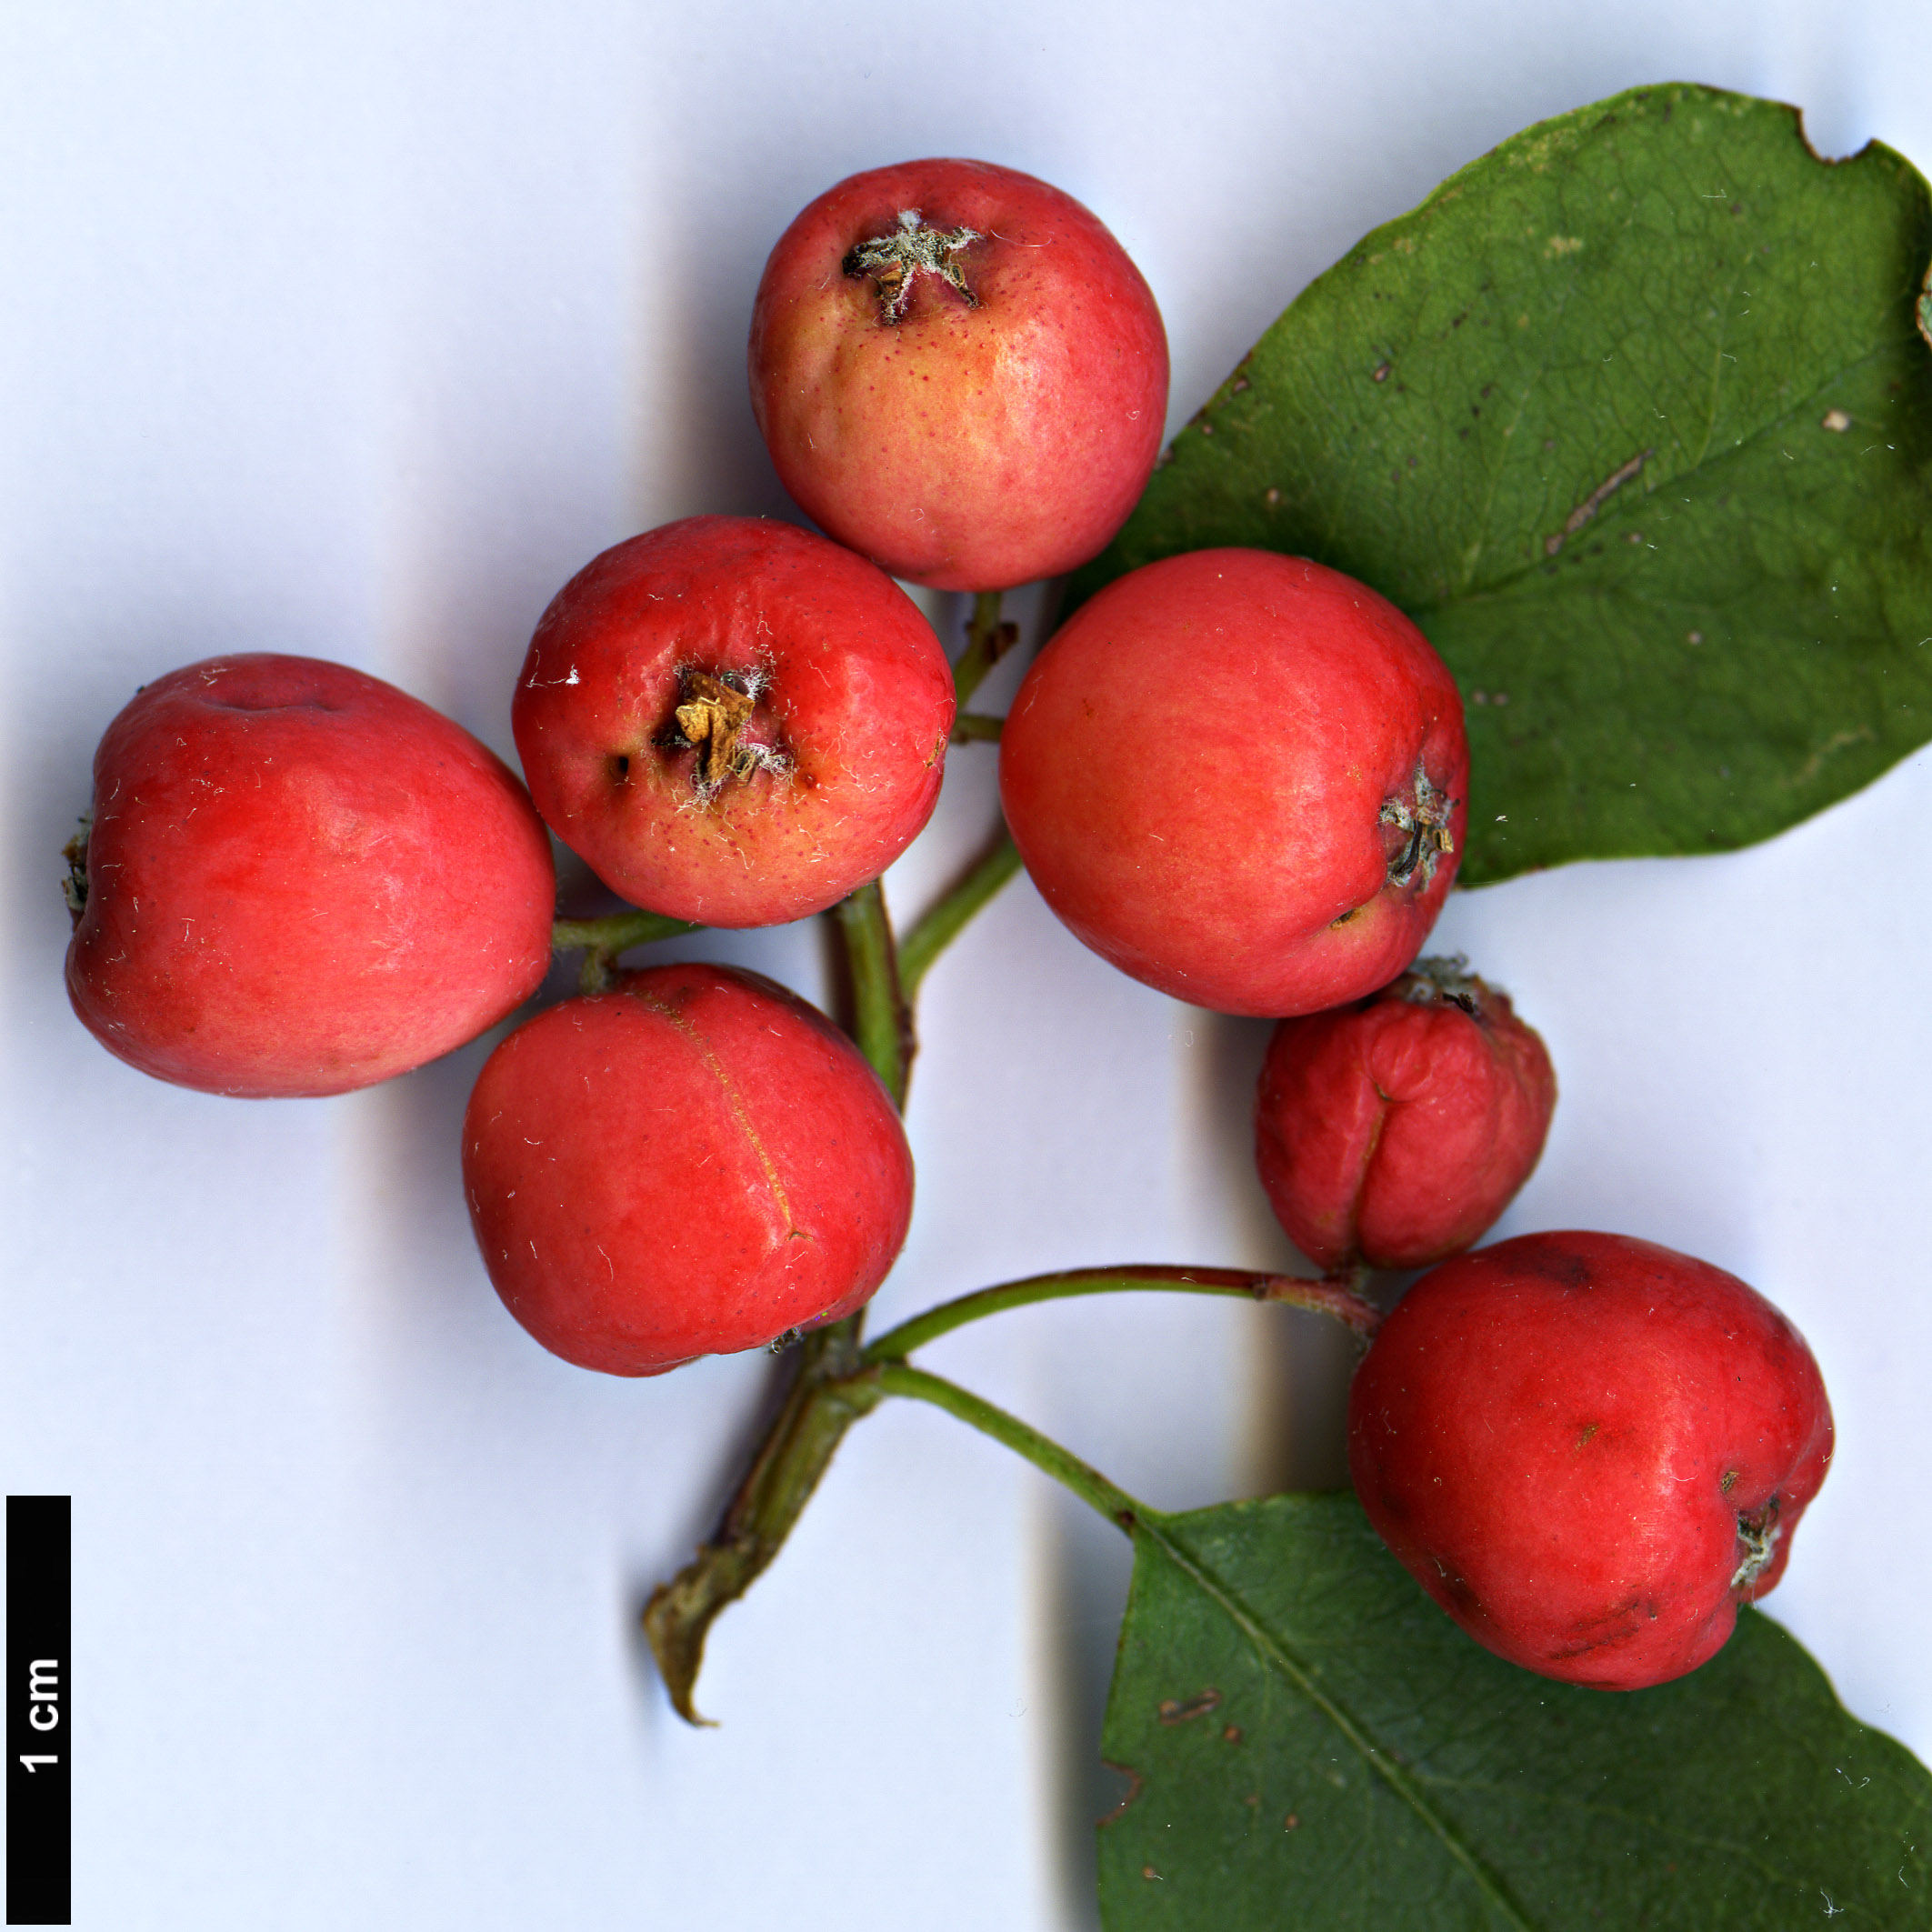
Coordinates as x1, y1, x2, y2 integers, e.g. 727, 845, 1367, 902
1158, 1688, 1224, 1726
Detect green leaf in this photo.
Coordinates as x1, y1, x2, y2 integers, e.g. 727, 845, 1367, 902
1072, 84, 1932, 885
1097, 1493, 1932, 1929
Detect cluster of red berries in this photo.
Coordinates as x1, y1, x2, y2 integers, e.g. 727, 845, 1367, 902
62, 157, 1831, 1696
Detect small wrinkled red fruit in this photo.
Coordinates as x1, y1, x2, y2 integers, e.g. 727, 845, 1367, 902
65, 654, 556, 1097
1000, 549, 1468, 1016
1348, 1231, 1834, 1690
1255, 956, 1556, 1270
750, 157, 1168, 591
463, 963, 914, 1376
512, 516, 954, 927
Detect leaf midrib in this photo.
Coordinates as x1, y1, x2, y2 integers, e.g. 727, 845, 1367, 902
1395, 335, 1915, 626
1138, 1512, 1540, 1931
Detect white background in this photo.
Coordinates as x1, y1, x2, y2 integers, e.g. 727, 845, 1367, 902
5, 4, 1930, 1927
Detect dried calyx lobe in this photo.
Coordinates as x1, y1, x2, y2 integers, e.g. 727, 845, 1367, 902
1392, 953, 1486, 1014
1380, 760, 1457, 890
62, 815, 92, 920
842, 209, 983, 324
1730, 1497, 1781, 1593
651, 666, 791, 800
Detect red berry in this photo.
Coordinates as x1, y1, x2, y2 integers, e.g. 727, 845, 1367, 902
511, 516, 955, 928
749, 158, 1168, 591
463, 963, 914, 1376
999, 549, 1468, 1016
65, 654, 556, 1097
1255, 957, 1556, 1270
1348, 1231, 1834, 1690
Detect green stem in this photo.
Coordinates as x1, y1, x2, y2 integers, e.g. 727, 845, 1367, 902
831, 880, 914, 1106
897, 833, 1024, 999
552, 908, 700, 953
553, 908, 701, 994
863, 1265, 1382, 1365
950, 711, 1004, 744
951, 590, 1017, 709
643, 1325, 879, 1724
872, 1362, 1149, 1528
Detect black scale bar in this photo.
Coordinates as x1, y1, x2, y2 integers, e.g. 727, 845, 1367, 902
7, 1497, 70, 1927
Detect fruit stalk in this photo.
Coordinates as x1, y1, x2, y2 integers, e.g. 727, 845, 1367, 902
641, 1259, 1385, 1721
832, 879, 915, 1106
951, 590, 1018, 708
897, 832, 1023, 997
862, 1265, 1382, 1363
550, 909, 701, 992
870, 1362, 1143, 1526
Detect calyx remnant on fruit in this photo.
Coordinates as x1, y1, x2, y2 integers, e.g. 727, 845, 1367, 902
665, 669, 788, 799
62, 815, 91, 922
1380, 761, 1457, 888
1394, 954, 1485, 1015
842, 209, 983, 324
1730, 1498, 1782, 1592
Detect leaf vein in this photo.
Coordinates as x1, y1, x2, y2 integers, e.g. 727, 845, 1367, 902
1141, 1516, 1543, 1931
